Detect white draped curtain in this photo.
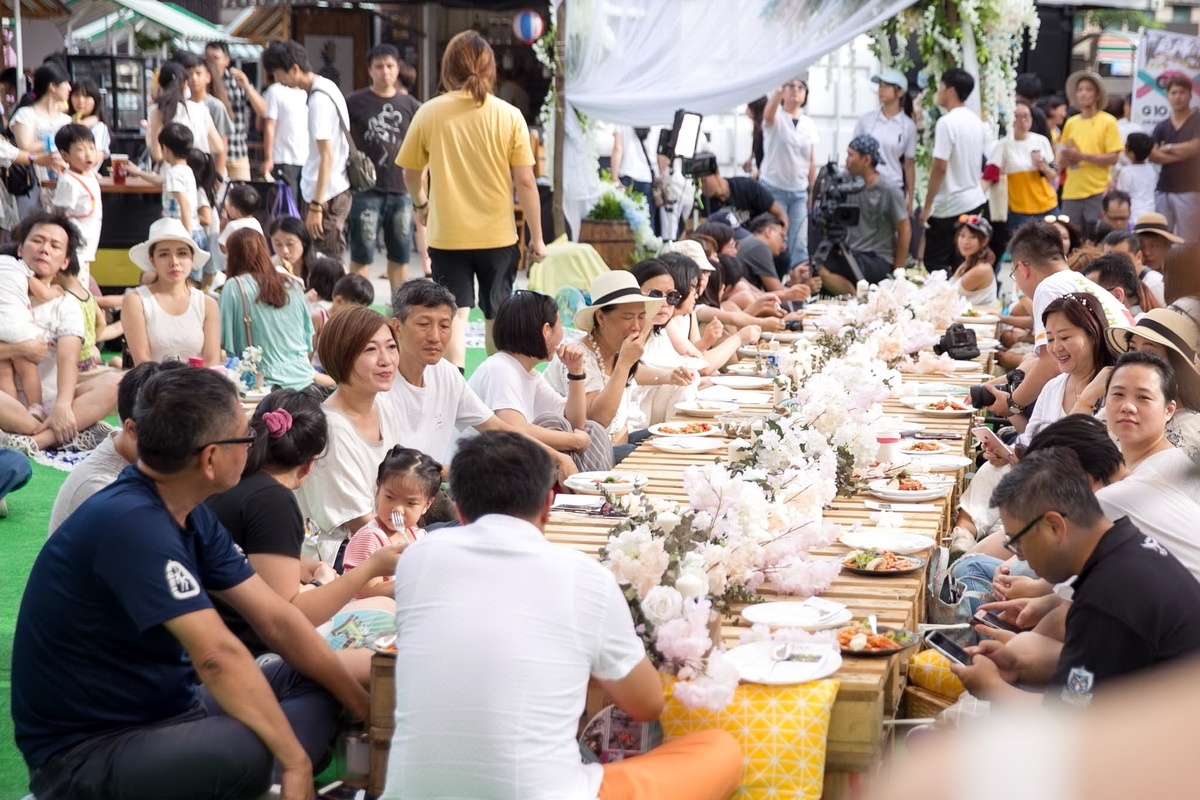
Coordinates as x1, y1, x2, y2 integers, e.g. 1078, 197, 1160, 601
554, 0, 919, 237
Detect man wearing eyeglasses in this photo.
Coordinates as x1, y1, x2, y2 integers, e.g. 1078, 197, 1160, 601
948, 448, 1200, 707
13, 366, 369, 800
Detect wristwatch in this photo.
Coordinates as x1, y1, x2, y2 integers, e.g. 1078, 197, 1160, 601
1007, 398, 1025, 416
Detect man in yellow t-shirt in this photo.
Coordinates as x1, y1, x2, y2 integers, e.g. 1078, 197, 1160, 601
1058, 71, 1122, 234
396, 31, 547, 369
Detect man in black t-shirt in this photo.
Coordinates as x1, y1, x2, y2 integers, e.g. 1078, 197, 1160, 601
347, 43, 424, 288
736, 213, 810, 304
700, 166, 788, 229
950, 448, 1200, 708
1149, 75, 1200, 239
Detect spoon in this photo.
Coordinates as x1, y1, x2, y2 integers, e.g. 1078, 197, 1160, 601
868, 614, 879, 635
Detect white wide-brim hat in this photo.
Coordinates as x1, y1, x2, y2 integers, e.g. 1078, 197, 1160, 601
129, 217, 210, 273
574, 270, 665, 333
661, 239, 716, 272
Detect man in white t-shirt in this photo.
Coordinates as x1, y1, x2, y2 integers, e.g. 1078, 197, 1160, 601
920, 68, 989, 273
0, 210, 118, 453
254, 81, 309, 206
980, 222, 1132, 419
382, 431, 742, 800
263, 40, 352, 260
384, 280, 578, 480
612, 125, 660, 232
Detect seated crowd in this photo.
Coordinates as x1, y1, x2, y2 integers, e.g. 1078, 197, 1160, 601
9, 53, 1200, 800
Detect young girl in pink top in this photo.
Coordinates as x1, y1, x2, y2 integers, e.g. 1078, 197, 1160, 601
342, 445, 442, 597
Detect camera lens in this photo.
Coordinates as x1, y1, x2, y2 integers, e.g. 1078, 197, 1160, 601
969, 384, 995, 409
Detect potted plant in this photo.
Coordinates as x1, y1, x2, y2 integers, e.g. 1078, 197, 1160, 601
579, 175, 662, 269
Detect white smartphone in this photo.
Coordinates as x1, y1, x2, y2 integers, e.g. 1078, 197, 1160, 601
972, 426, 1015, 463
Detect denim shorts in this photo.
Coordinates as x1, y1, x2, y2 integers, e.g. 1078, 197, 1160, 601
348, 189, 413, 266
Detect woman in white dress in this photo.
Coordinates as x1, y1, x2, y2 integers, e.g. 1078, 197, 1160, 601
121, 218, 220, 366
8, 62, 72, 219
948, 215, 998, 307
145, 62, 225, 172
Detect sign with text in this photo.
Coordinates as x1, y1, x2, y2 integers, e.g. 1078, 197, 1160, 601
1133, 28, 1200, 127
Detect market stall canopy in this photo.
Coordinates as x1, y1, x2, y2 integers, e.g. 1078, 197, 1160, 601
0, 0, 69, 17
62, 0, 260, 57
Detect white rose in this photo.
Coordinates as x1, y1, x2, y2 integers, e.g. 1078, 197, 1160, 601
653, 511, 682, 533
641, 585, 684, 626
674, 571, 708, 599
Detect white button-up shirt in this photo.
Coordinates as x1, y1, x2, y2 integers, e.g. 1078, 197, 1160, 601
852, 108, 918, 191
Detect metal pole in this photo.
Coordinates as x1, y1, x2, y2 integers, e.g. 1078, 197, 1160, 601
14, 0, 24, 97
551, 1, 565, 240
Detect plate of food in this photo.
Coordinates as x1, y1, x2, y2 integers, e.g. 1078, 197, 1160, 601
675, 400, 739, 417
709, 375, 774, 390
724, 364, 769, 378
840, 529, 936, 554
365, 631, 398, 656
840, 549, 927, 576
956, 312, 1000, 324
563, 471, 649, 496
645, 436, 725, 455
867, 472, 953, 502
836, 621, 918, 657
648, 421, 718, 437
900, 396, 975, 417
952, 360, 983, 372
739, 597, 852, 630
724, 641, 842, 685
898, 439, 953, 455
737, 342, 779, 359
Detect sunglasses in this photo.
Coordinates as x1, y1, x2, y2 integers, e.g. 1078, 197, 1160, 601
193, 427, 257, 454
1045, 214, 1071, 225
647, 289, 683, 307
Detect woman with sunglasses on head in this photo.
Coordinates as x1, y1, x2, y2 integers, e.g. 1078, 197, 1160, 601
469, 290, 615, 472
952, 292, 1114, 557
982, 99, 1059, 231
949, 215, 998, 305
545, 271, 681, 462
1045, 213, 1082, 257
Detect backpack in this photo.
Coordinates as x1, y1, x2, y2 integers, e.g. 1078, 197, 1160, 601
0, 127, 36, 197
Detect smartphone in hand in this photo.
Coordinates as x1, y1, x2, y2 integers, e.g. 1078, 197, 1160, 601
972, 426, 1015, 463
925, 631, 973, 666
974, 608, 1022, 634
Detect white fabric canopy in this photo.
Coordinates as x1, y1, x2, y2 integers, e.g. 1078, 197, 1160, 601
555, 0, 919, 237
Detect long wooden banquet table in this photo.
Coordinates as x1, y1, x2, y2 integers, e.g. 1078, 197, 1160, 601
542, 322, 999, 798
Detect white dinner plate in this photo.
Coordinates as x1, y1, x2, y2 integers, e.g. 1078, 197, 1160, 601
956, 314, 1000, 324
740, 597, 852, 630
709, 375, 774, 390
761, 330, 804, 343
675, 400, 739, 417
867, 476, 953, 502
873, 417, 926, 436
840, 529, 937, 554
898, 439, 953, 455
918, 454, 973, 472
952, 360, 983, 371
645, 436, 725, 455
898, 397, 975, 417
564, 472, 649, 496
648, 421, 720, 437
737, 345, 778, 359
724, 641, 842, 685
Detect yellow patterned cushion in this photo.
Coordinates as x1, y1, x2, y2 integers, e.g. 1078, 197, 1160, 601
659, 678, 840, 800
908, 649, 966, 699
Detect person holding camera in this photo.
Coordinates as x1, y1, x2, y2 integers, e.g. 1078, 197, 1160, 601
812, 135, 910, 296
973, 223, 1131, 422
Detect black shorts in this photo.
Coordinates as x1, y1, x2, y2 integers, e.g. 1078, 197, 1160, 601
428, 244, 520, 318
824, 248, 893, 284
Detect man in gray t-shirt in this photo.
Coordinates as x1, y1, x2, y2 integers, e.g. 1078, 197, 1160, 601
816, 135, 911, 295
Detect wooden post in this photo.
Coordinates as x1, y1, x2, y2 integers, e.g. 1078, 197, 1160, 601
551, 1, 566, 240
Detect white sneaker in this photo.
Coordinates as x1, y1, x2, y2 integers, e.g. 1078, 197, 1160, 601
948, 526, 976, 559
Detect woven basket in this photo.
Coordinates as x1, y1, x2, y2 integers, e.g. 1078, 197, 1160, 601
901, 684, 956, 720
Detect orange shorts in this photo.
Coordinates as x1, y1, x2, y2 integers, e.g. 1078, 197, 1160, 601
599, 729, 743, 800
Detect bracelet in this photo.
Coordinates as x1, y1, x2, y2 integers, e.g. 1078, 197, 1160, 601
309, 203, 323, 212
413, 201, 428, 210
567, 373, 586, 381
307, 579, 323, 587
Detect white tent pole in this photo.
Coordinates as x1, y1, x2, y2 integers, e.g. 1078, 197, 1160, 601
14, 0, 24, 97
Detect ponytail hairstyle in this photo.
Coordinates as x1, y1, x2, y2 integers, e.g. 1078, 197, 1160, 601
376, 445, 443, 502
31, 61, 69, 101
186, 149, 218, 208
155, 61, 189, 126
242, 388, 328, 478
440, 31, 496, 105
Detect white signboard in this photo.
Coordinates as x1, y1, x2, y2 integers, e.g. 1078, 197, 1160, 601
1133, 28, 1200, 127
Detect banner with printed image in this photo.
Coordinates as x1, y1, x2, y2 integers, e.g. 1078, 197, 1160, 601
1133, 28, 1200, 127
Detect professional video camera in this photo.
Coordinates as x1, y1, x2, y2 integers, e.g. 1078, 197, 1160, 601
808, 159, 866, 279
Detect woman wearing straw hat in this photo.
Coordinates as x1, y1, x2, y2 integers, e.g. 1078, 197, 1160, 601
1103, 307, 1200, 458
121, 218, 220, 367
546, 271, 690, 461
